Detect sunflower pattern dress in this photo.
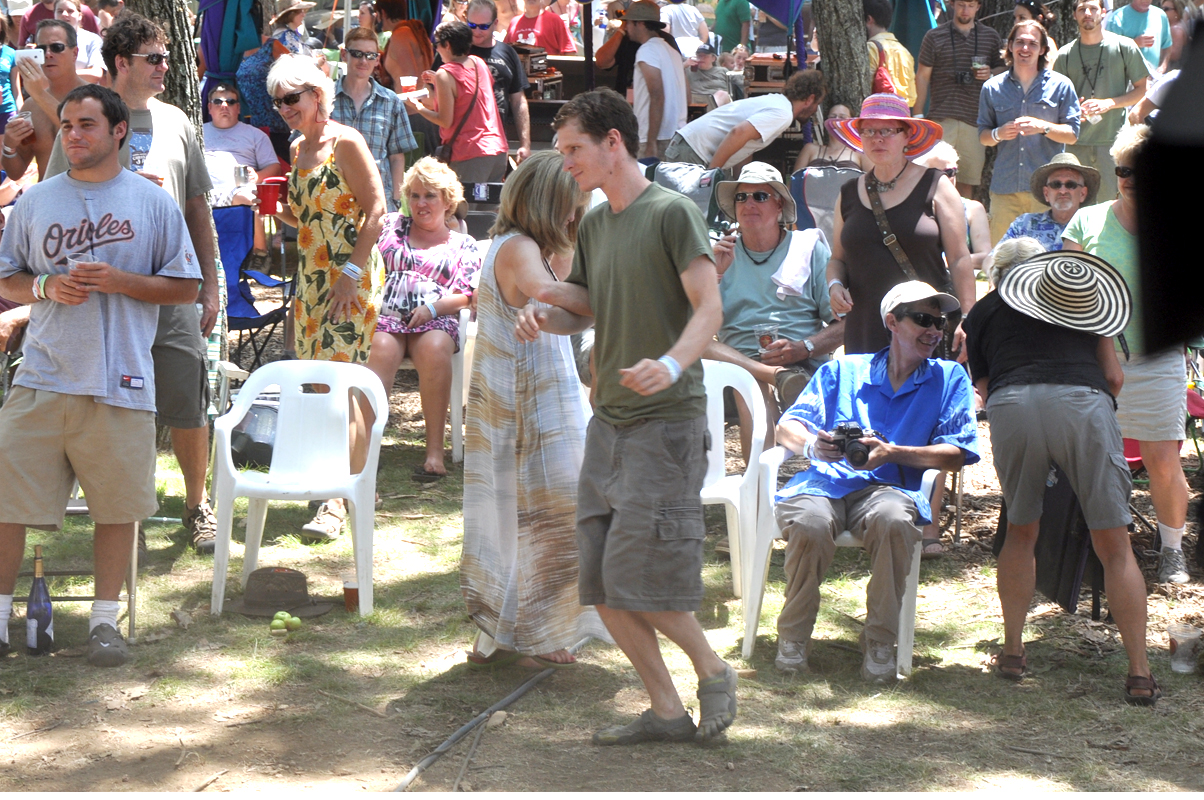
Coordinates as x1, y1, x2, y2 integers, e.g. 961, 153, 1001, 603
288, 138, 384, 362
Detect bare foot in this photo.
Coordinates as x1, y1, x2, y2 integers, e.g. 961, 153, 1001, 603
536, 649, 575, 664
422, 457, 447, 477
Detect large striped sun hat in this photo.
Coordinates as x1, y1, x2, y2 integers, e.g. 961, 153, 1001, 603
996, 251, 1131, 338
826, 93, 944, 158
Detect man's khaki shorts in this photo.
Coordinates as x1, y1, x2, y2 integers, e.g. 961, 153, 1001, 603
938, 118, 986, 186
0, 387, 158, 528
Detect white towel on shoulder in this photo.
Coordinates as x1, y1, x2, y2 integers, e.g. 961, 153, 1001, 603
771, 228, 828, 300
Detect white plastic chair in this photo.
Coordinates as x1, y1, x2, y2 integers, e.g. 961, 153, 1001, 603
210, 361, 389, 616
745, 444, 937, 677
396, 307, 470, 463
700, 360, 766, 602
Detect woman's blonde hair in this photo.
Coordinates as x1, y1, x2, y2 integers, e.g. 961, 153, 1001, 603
1110, 123, 1150, 167
489, 151, 588, 255
985, 236, 1046, 287
266, 54, 335, 119
402, 156, 465, 220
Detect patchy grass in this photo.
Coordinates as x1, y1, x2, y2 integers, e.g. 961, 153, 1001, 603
1, 389, 1203, 792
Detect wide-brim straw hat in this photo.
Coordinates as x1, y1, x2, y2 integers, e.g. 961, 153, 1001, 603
826, 93, 944, 158
997, 251, 1131, 337
271, 0, 316, 25
1028, 151, 1101, 206
716, 161, 796, 224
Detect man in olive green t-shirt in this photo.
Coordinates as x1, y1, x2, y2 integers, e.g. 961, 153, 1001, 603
1054, 0, 1150, 201
517, 88, 735, 747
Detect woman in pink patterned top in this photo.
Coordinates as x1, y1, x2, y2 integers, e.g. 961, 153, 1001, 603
367, 157, 481, 481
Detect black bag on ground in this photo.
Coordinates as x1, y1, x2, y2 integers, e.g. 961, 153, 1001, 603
992, 464, 1105, 619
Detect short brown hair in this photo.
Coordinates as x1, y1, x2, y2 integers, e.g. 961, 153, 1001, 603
343, 25, 378, 48
102, 12, 166, 77
784, 69, 825, 104
552, 88, 639, 159
1005, 19, 1049, 70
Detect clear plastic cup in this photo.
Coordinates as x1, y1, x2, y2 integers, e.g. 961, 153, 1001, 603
754, 323, 779, 355
1168, 623, 1201, 673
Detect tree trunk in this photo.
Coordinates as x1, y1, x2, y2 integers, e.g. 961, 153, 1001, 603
126, 0, 203, 133
813, 0, 870, 112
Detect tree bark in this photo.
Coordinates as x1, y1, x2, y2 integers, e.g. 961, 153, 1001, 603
813, 0, 870, 112
126, 0, 203, 133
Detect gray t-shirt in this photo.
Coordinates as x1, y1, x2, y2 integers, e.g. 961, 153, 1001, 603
0, 171, 201, 411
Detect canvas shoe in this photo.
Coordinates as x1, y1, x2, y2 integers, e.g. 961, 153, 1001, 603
87, 623, 129, 668
861, 639, 897, 683
1158, 547, 1190, 584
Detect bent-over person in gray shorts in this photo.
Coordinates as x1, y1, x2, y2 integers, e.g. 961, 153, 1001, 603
964, 247, 1159, 706
516, 88, 738, 747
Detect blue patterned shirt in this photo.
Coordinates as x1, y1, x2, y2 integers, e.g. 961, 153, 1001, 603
978, 69, 1081, 196
1000, 209, 1067, 251
332, 78, 417, 213
776, 349, 980, 524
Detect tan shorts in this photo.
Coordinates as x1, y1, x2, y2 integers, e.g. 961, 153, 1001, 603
1117, 349, 1188, 442
938, 119, 986, 186
0, 387, 158, 528
988, 191, 1046, 245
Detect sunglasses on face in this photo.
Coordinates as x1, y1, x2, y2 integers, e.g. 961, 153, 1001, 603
1115, 165, 1135, 179
898, 310, 948, 330
272, 87, 314, 108
734, 191, 774, 203
210, 97, 239, 106
1046, 179, 1082, 190
37, 42, 69, 53
129, 51, 169, 66
466, 20, 494, 28
346, 48, 380, 60
860, 126, 906, 139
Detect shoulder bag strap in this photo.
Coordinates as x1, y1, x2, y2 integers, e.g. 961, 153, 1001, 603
443, 59, 481, 162
865, 177, 922, 282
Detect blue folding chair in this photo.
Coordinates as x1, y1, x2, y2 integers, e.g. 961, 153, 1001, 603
214, 206, 294, 370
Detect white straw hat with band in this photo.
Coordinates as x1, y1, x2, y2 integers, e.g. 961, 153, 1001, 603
996, 251, 1131, 338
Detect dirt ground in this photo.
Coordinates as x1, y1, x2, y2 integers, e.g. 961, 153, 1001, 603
3, 313, 1204, 791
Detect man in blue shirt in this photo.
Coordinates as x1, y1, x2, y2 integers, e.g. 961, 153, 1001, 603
1104, 0, 1172, 73
978, 19, 1080, 243
771, 281, 980, 681
1000, 152, 1099, 251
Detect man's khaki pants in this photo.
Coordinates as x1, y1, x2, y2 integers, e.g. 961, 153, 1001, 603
775, 485, 922, 647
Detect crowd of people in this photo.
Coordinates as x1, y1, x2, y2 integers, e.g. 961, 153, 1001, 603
0, 0, 1195, 747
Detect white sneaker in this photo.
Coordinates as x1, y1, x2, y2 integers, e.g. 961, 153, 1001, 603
775, 638, 808, 674
1158, 547, 1190, 584
861, 639, 896, 682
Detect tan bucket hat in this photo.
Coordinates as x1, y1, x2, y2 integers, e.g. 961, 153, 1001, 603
715, 162, 796, 225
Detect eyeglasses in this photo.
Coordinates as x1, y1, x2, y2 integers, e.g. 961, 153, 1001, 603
1046, 179, 1082, 190
897, 311, 948, 330
1115, 165, 1135, 179
209, 97, 239, 106
734, 191, 774, 203
129, 51, 170, 65
860, 126, 906, 139
346, 48, 380, 60
37, 42, 69, 53
466, 20, 494, 28
272, 87, 314, 108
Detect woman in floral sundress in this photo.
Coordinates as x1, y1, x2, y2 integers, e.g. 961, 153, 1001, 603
266, 55, 386, 541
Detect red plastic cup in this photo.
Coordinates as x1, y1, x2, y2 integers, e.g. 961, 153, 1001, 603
258, 176, 287, 215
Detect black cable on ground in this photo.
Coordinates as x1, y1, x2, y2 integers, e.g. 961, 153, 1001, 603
393, 637, 591, 792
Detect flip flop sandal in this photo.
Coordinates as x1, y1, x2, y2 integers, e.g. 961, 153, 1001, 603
526, 655, 578, 670
992, 650, 1027, 681
695, 663, 737, 742
412, 467, 446, 483
466, 649, 523, 670
920, 539, 944, 560
1124, 674, 1162, 707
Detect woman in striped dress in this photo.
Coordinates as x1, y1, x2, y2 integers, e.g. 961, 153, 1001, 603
461, 152, 610, 668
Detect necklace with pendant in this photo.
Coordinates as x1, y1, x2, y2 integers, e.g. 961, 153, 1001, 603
866, 162, 908, 193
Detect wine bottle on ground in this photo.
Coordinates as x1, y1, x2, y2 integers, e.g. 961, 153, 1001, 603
26, 545, 54, 656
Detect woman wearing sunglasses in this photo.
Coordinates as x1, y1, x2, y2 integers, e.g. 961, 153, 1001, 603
1062, 124, 1192, 587
825, 94, 975, 360
265, 55, 386, 541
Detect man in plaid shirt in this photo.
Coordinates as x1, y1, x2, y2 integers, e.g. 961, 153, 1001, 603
333, 25, 417, 212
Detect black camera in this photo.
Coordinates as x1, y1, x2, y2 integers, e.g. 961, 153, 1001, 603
830, 422, 881, 468
954, 70, 974, 85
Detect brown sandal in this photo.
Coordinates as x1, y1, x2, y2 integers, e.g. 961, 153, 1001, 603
992, 649, 1027, 681
1123, 674, 1161, 707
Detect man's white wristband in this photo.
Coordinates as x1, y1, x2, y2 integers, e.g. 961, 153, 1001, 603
827, 278, 844, 291
658, 354, 682, 384
991, 127, 1001, 143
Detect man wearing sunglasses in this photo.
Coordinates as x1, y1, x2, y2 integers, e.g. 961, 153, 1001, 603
432, 0, 532, 164
771, 280, 979, 680
1000, 152, 1099, 251
203, 82, 283, 206
44, 13, 221, 556
332, 26, 415, 212
1, 20, 87, 181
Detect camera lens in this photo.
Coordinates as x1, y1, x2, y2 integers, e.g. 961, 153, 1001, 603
845, 440, 871, 467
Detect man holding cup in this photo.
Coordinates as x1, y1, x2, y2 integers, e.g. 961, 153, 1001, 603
0, 84, 200, 666
1104, 0, 1172, 73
